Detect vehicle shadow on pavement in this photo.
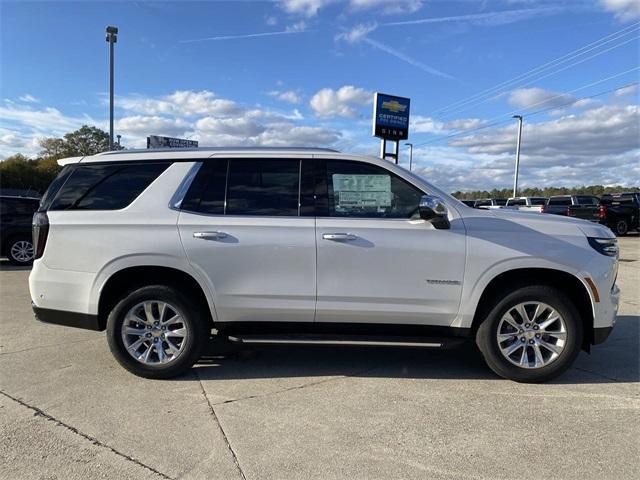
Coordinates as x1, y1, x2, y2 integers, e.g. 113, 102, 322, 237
0, 259, 31, 271
190, 315, 639, 385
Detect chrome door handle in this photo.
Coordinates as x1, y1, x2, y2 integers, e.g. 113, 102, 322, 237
322, 233, 358, 241
193, 231, 228, 240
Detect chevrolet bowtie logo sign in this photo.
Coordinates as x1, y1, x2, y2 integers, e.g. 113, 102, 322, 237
373, 92, 411, 141
381, 100, 407, 113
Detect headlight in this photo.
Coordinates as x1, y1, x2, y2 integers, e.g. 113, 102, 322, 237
588, 237, 619, 257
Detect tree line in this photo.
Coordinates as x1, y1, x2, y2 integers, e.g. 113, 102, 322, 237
452, 186, 640, 200
1, 125, 638, 197
0, 126, 118, 194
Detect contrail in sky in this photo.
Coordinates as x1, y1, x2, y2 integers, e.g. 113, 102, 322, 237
180, 30, 305, 43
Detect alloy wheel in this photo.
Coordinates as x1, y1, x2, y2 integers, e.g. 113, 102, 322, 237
10, 240, 34, 263
121, 300, 189, 365
496, 301, 567, 369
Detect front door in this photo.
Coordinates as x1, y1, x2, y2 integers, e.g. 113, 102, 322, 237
178, 157, 316, 324
314, 159, 466, 327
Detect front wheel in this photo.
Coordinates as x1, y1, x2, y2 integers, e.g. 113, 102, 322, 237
476, 285, 583, 383
106, 285, 210, 379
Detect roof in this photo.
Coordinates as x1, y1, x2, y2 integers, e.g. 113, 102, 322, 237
57, 147, 342, 165
96, 146, 339, 156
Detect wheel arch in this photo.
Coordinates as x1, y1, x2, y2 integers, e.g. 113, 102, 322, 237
470, 267, 595, 350
96, 265, 216, 331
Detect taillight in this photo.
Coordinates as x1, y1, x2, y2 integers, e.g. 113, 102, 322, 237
540, 205, 546, 213
599, 205, 606, 219
566, 206, 571, 216
32, 212, 49, 260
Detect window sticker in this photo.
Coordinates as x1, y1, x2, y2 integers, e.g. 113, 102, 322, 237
332, 174, 392, 212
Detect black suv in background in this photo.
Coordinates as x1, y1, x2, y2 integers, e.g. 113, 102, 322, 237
600, 193, 640, 236
0, 195, 40, 265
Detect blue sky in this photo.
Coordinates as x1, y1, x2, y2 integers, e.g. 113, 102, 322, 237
1, 0, 638, 190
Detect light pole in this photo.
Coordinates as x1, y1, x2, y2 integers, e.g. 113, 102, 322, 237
106, 26, 118, 151
512, 115, 523, 198
405, 142, 413, 171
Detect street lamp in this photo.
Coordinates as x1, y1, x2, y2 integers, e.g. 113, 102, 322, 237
512, 115, 523, 198
106, 26, 118, 151
404, 143, 413, 171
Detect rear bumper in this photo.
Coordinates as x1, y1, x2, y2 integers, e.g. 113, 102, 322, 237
32, 303, 101, 331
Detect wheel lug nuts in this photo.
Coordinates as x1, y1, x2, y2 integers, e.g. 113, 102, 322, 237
525, 323, 530, 328
154, 321, 159, 326
520, 337, 526, 342
161, 326, 166, 331
146, 333, 151, 338
533, 325, 539, 330
529, 339, 535, 344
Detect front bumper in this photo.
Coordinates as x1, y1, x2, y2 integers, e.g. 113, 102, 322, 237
32, 303, 101, 331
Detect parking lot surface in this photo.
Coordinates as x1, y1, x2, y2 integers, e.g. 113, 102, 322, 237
1, 236, 638, 480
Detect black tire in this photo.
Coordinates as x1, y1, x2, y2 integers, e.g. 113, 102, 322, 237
614, 219, 629, 236
6, 237, 34, 266
106, 285, 210, 379
476, 285, 583, 383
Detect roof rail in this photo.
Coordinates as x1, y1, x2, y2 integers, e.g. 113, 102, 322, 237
96, 146, 340, 156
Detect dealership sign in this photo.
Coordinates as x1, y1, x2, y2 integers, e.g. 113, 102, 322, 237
372, 92, 410, 141
147, 135, 198, 149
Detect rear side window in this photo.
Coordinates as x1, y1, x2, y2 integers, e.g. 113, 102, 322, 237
181, 159, 227, 215
507, 199, 525, 206
226, 159, 300, 216
530, 198, 547, 206
49, 162, 170, 210
548, 197, 571, 206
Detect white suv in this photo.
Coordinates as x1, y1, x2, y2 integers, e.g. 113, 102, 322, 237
29, 148, 620, 382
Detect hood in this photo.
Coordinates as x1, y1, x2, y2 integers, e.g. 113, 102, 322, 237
463, 207, 613, 239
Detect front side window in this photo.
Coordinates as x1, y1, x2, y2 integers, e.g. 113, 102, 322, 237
530, 198, 547, 206
325, 161, 422, 218
49, 162, 170, 210
548, 197, 571, 206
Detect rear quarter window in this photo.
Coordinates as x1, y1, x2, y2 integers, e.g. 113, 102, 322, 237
48, 162, 170, 211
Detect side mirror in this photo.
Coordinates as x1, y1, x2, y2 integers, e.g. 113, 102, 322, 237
419, 195, 450, 229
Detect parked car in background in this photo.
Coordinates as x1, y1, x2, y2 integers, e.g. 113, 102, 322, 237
599, 193, 640, 236
30, 147, 619, 383
0, 195, 40, 265
505, 197, 548, 213
473, 198, 508, 209
460, 200, 476, 207
544, 195, 601, 223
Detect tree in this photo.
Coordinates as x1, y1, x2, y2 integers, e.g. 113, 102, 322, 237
39, 125, 112, 160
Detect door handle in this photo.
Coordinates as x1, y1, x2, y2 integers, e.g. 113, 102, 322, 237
322, 233, 358, 241
193, 231, 228, 240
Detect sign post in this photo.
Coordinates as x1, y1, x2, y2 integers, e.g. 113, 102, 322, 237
147, 135, 199, 149
372, 92, 410, 164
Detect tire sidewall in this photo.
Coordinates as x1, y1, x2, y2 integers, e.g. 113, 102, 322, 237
106, 285, 208, 379
477, 285, 583, 383
7, 237, 34, 266
615, 219, 628, 236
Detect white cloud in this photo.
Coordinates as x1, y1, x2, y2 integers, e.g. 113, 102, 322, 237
383, 6, 562, 27
268, 90, 303, 104
119, 90, 242, 117
286, 21, 307, 32
0, 102, 97, 134
451, 104, 639, 161
115, 116, 191, 137
18, 94, 39, 103
335, 22, 378, 43
410, 116, 485, 134
278, 0, 335, 17
350, 0, 422, 14
614, 84, 639, 97
599, 0, 640, 20
309, 85, 372, 117
265, 15, 278, 26
508, 87, 576, 109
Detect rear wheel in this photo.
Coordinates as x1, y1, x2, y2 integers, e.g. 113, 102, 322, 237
106, 285, 210, 379
614, 219, 629, 236
7, 237, 34, 266
476, 285, 582, 383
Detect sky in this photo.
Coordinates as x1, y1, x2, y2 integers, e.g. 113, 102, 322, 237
1, 0, 639, 191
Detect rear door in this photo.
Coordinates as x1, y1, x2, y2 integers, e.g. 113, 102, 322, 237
178, 157, 317, 325
313, 159, 466, 327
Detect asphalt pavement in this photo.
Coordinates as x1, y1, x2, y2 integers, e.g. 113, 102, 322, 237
1, 236, 638, 479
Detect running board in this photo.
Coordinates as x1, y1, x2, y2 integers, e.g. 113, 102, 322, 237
226, 334, 465, 349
